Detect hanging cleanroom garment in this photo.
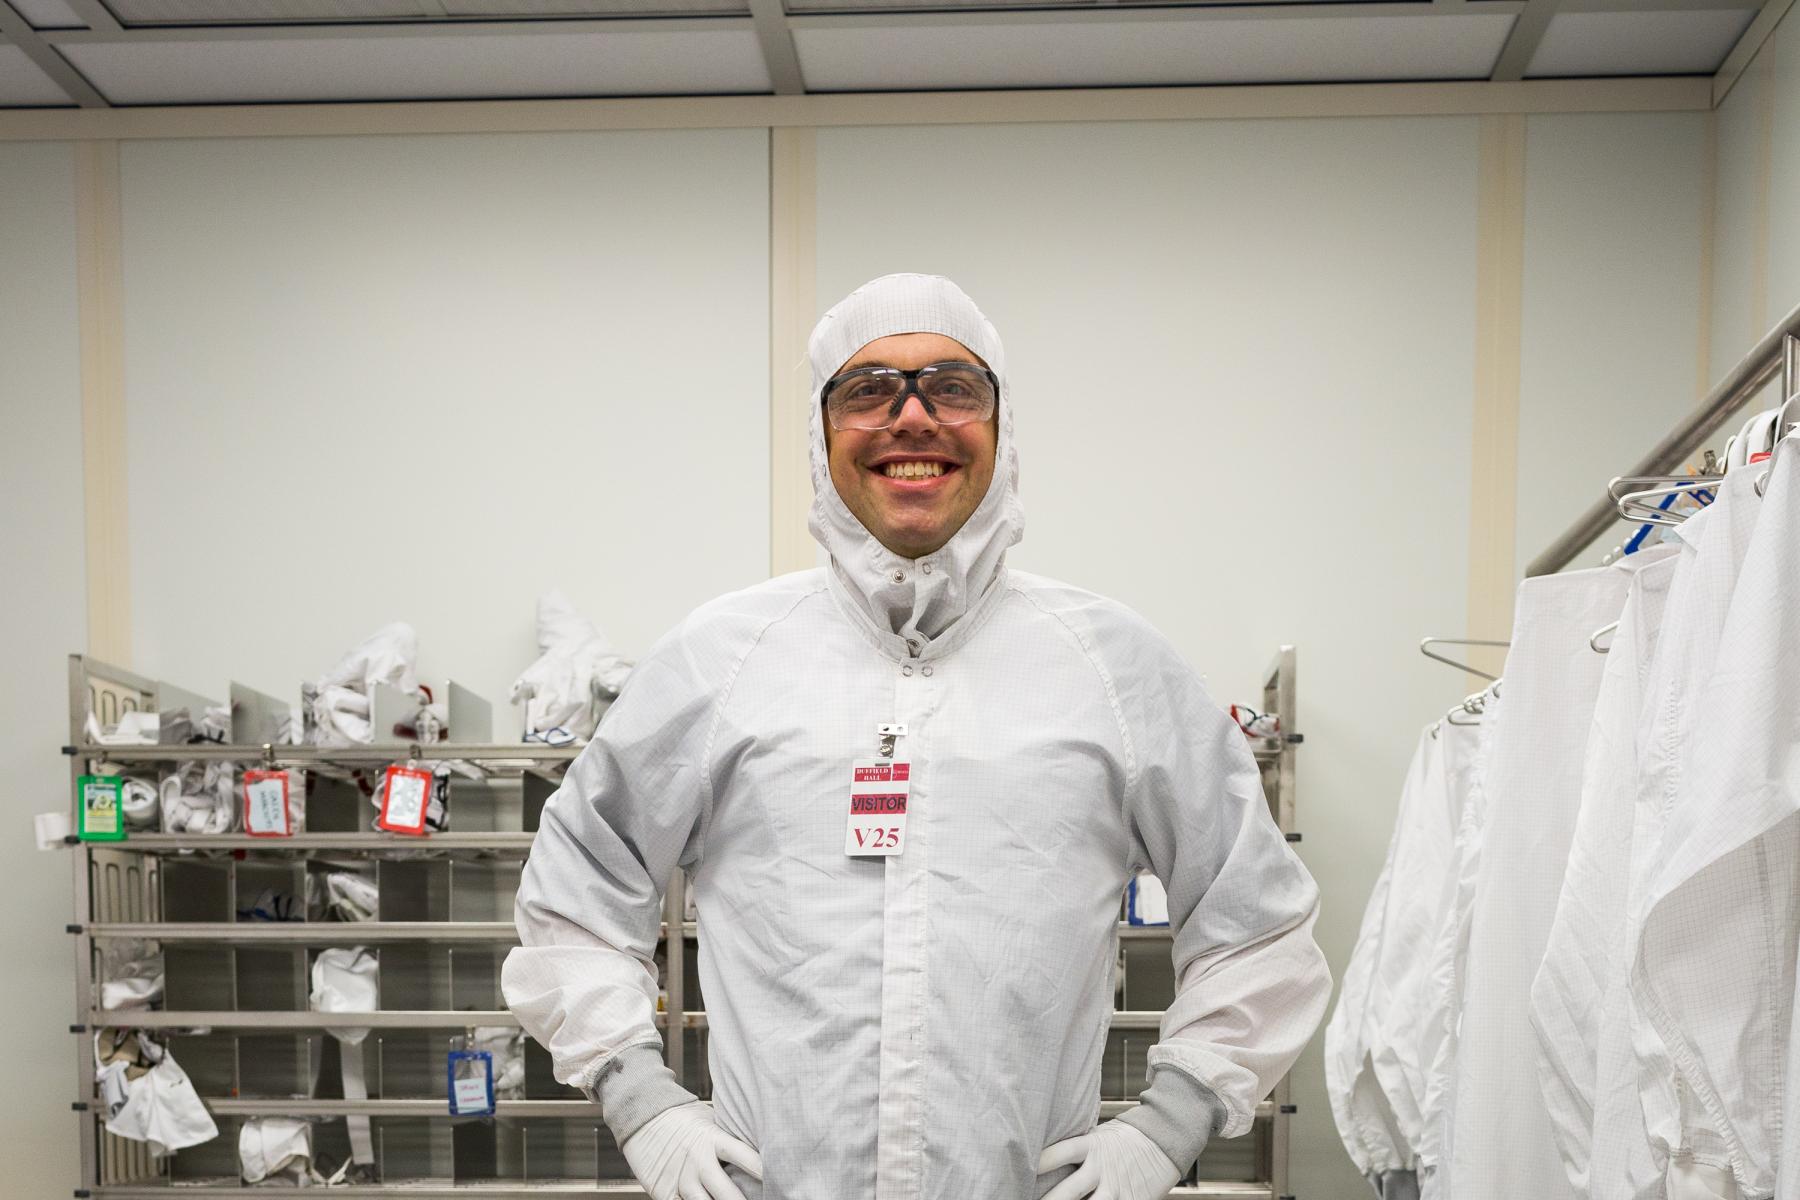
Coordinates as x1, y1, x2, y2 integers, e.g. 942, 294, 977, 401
503, 274, 1331, 1200
1601, 470, 1761, 1199
1416, 712, 1495, 1200
1585, 510, 1725, 1200
1327, 732, 1426, 1179
1634, 455, 1797, 1199
1370, 724, 1464, 1159
1530, 547, 1678, 1194
1447, 563, 1638, 1200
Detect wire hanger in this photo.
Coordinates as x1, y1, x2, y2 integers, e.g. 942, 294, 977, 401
1420, 637, 1509, 683
1756, 335, 1800, 498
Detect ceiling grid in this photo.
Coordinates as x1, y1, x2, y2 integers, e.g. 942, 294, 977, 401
0, 0, 1785, 108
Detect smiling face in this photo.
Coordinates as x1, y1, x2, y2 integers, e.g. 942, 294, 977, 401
823, 332, 1000, 561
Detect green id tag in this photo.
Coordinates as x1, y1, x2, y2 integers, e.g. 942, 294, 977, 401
77, 774, 127, 842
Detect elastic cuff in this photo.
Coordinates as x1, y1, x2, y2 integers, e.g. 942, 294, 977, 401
588, 1044, 697, 1144
1115, 1066, 1230, 1174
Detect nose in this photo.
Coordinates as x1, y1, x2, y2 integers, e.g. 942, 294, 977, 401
887, 390, 939, 435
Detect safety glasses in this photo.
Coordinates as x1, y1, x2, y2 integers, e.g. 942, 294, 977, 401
822, 362, 999, 432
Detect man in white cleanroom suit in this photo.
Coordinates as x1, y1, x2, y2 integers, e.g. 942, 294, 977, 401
503, 274, 1331, 1200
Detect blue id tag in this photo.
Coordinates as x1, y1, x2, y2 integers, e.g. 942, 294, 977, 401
447, 1049, 495, 1117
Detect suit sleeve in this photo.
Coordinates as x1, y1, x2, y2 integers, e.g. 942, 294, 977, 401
501, 625, 720, 1142
1113, 640, 1332, 1170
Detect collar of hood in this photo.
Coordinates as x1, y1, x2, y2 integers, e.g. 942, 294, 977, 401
805, 273, 1025, 659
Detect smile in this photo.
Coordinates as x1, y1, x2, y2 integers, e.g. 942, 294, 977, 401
876, 460, 956, 480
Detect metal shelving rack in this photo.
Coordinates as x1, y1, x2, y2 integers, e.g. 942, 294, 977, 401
63, 647, 1301, 1198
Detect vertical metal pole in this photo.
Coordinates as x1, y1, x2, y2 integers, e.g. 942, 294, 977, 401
69, 655, 98, 1193
663, 872, 686, 1088
1263, 646, 1298, 1200
1784, 334, 1799, 404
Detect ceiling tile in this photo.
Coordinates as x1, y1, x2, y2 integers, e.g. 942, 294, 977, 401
1526, 8, 1757, 77
109, 0, 426, 22
441, 0, 747, 13
0, 44, 74, 104
792, 12, 1516, 90
59, 27, 772, 102
10, 0, 86, 28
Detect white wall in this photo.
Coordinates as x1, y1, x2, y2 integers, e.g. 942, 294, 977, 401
119, 129, 771, 715
0, 140, 86, 1198
1513, 113, 1709, 578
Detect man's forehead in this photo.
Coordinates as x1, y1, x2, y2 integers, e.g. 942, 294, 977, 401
836, 331, 986, 374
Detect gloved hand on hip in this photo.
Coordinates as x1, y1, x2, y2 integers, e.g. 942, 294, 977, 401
1038, 1120, 1181, 1200
622, 1101, 763, 1200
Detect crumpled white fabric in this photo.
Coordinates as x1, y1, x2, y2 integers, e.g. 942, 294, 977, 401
159, 761, 237, 834
1037, 1120, 1180, 1200
305, 622, 421, 745
474, 1026, 526, 1099
504, 273, 1330, 1200
310, 870, 378, 923
623, 1101, 762, 1200
238, 1116, 322, 1185
99, 938, 165, 1010
84, 710, 159, 745
512, 590, 634, 743
99, 1035, 218, 1156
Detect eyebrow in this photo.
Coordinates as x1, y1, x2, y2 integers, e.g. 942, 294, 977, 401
837, 358, 984, 374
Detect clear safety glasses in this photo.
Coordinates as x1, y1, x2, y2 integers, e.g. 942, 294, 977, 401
822, 362, 999, 431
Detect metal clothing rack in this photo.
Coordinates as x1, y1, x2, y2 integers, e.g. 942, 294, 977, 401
1526, 298, 1800, 577
63, 647, 1303, 1199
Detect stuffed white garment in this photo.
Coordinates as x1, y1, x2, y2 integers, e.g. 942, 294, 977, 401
305, 622, 421, 745
311, 948, 378, 1164
511, 590, 633, 744
96, 1033, 218, 1156
239, 1117, 321, 1185
159, 761, 237, 834
99, 938, 165, 1010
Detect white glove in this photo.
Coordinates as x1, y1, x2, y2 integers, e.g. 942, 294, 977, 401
622, 1101, 762, 1200
1038, 1120, 1181, 1200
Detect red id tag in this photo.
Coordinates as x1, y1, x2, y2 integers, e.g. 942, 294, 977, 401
845, 758, 909, 857
378, 764, 434, 835
243, 769, 293, 837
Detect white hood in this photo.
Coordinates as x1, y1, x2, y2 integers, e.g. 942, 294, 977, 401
806, 273, 1024, 653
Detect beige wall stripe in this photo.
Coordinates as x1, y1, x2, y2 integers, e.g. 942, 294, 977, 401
74, 139, 131, 665
769, 126, 818, 577
1469, 114, 1526, 667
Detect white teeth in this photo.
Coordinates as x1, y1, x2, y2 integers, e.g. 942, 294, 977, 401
882, 461, 946, 479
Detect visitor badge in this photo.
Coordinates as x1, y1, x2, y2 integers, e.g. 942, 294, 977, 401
377, 765, 433, 835
77, 774, 127, 842
447, 1049, 495, 1117
845, 758, 909, 857
242, 770, 293, 837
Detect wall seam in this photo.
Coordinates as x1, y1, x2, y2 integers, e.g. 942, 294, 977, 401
74, 138, 129, 665
1752, 45, 1777, 343
769, 125, 817, 577
1698, 108, 1718, 397
1470, 113, 1525, 655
